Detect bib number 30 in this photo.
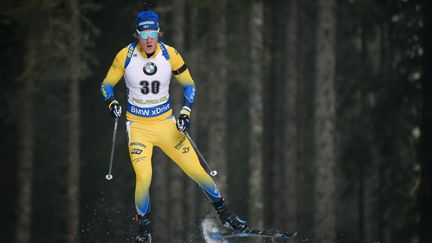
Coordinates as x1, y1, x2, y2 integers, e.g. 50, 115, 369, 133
140, 80, 161, 94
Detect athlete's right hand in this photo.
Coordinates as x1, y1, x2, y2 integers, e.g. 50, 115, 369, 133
108, 100, 122, 118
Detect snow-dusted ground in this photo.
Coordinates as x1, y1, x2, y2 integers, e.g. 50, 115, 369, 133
202, 217, 226, 243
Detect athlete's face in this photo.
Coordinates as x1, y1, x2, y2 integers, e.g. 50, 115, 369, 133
138, 30, 158, 54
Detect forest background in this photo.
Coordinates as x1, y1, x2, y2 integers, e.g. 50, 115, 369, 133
0, 0, 431, 242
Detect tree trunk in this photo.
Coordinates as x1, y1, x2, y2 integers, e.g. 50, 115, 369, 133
67, 0, 81, 242
207, 0, 228, 192
248, 0, 264, 229
419, 1, 432, 242
168, 0, 185, 240
313, 0, 336, 241
183, 5, 199, 241
277, 0, 299, 231
376, 21, 392, 243
361, 24, 381, 243
15, 29, 36, 243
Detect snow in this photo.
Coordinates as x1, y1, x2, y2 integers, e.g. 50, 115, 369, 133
201, 217, 226, 243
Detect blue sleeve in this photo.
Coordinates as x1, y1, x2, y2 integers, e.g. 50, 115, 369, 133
101, 84, 114, 101
183, 84, 196, 111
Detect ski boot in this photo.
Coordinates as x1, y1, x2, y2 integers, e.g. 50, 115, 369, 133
212, 198, 249, 231
135, 214, 152, 242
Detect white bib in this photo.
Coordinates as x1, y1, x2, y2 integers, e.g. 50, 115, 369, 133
124, 46, 172, 109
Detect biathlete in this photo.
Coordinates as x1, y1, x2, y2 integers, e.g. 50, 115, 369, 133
100, 10, 248, 242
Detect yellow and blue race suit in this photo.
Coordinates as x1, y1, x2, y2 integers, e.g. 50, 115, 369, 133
101, 41, 222, 216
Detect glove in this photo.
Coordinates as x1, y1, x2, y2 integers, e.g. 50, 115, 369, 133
108, 100, 122, 118
176, 109, 191, 132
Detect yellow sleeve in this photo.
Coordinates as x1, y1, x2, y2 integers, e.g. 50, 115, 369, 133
102, 47, 128, 86
166, 46, 195, 86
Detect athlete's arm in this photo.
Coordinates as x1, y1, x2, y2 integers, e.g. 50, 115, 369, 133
100, 47, 128, 117
101, 47, 127, 102
167, 46, 196, 117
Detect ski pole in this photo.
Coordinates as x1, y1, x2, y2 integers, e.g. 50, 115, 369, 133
105, 118, 119, 181
184, 131, 218, 177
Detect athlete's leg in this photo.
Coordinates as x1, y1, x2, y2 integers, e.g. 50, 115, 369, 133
156, 119, 222, 203
126, 121, 154, 216
156, 119, 249, 230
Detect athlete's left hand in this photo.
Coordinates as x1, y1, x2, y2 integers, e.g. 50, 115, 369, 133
176, 112, 191, 132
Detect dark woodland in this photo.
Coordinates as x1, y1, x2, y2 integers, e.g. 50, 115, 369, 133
0, 0, 431, 242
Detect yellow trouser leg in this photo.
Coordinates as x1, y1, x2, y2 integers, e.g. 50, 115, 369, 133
156, 119, 223, 203
127, 121, 154, 216
126, 117, 223, 217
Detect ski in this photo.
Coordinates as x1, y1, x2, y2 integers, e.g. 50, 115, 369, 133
208, 229, 297, 240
